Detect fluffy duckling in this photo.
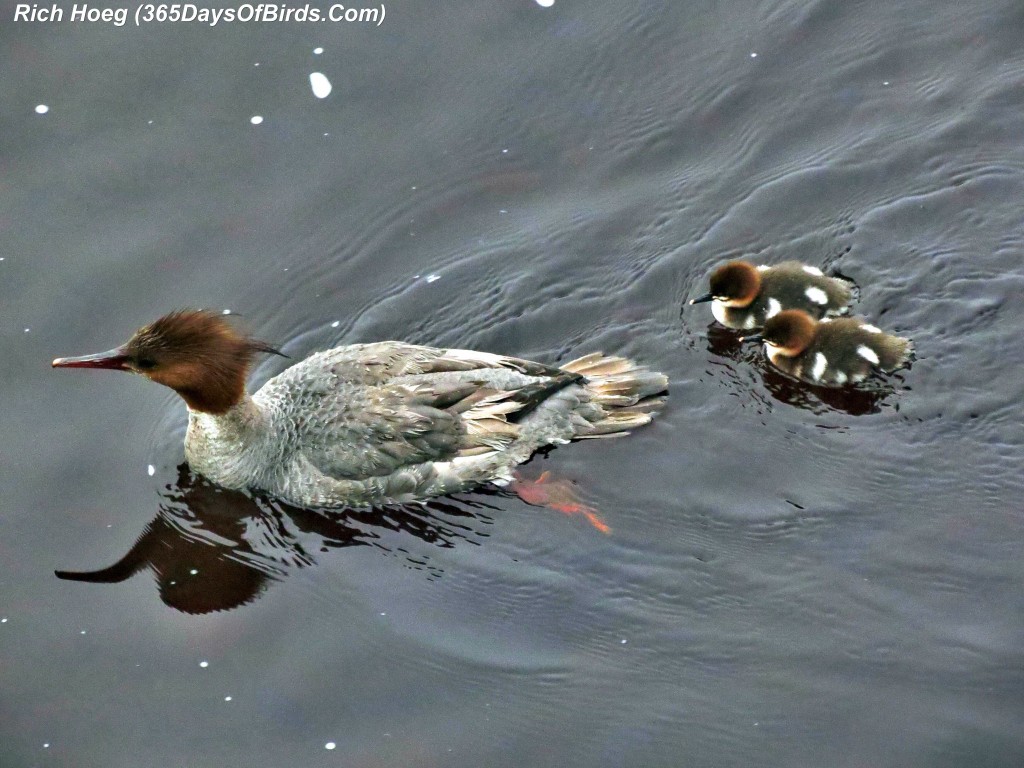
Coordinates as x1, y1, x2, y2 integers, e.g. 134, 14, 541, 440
742, 309, 913, 386
690, 260, 855, 330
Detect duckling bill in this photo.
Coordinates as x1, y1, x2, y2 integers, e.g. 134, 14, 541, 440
689, 260, 855, 330
53, 310, 668, 509
742, 309, 913, 386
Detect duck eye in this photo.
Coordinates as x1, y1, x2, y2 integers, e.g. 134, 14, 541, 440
136, 358, 157, 370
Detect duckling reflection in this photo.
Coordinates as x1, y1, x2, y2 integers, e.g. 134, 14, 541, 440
56, 464, 495, 614
758, 363, 906, 415
705, 322, 749, 359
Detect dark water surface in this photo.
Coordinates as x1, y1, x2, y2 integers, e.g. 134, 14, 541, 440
3, 1, 1024, 765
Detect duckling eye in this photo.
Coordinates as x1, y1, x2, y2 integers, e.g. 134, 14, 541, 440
136, 358, 157, 370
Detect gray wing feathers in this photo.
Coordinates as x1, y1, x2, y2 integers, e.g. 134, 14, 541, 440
313, 342, 563, 383
258, 343, 667, 506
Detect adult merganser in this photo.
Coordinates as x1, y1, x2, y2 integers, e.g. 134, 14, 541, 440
742, 309, 913, 386
53, 310, 668, 508
689, 260, 855, 330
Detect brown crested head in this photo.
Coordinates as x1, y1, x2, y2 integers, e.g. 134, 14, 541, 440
707, 261, 761, 307
53, 309, 285, 414
759, 309, 818, 357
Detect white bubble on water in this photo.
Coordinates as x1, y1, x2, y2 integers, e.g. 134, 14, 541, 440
310, 72, 332, 99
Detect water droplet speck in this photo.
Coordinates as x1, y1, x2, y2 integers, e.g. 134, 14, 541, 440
310, 72, 332, 99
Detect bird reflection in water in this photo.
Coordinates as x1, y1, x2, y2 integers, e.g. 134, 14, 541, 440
705, 323, 907, 415
56, 464, 497, 614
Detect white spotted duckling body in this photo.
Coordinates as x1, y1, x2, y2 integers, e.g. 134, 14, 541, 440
745, 309, 913, 386
690, 260, 855, 330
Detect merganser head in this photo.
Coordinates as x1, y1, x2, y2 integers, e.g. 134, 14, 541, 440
52, 309, 285, 414
741, 309, 817, 358
689, 261, 762, 308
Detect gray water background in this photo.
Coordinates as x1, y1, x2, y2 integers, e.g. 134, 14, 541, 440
2, 1, 1024, 765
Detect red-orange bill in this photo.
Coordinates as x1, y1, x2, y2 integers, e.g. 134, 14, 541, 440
52, 347, 131, 370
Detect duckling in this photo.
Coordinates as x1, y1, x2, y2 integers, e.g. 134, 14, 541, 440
689, 260, 855, 330
742, 309, 913, 386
